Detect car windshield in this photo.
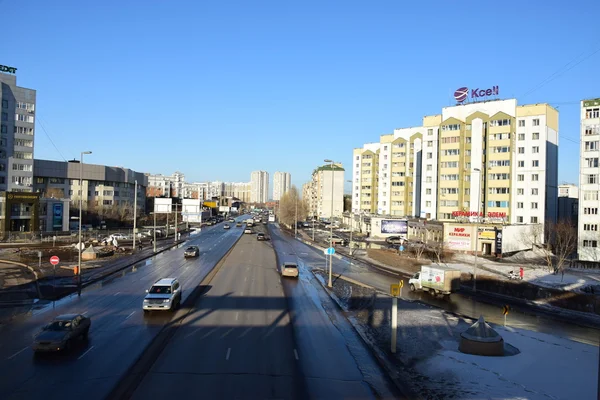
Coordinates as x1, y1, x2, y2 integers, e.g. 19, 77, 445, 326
149, 286, 172, 294
186, 247, 196, 251
284, 264, 297, 269
46, 320, 72, 331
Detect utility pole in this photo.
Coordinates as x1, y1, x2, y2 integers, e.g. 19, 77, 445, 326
473, 168, 481, 292
174, 204, 178, 243
77, 151, 91, 297
133, 180, 137, 250
324, 159, 336, 288
153, 211, 157, 252
295, 197, 298, 238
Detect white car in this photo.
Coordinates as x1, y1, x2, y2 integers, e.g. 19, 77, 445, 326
110, 233, 128, 240
244, 228, 253, 234
280, 263, 299, 278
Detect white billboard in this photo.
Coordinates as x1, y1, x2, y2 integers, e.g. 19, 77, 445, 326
154, 198, 172, 213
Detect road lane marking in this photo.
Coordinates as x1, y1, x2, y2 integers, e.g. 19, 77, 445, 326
78, 345, 95, 360
244, 277, 247, 282
225, 348, 231, 360
114, 292, 121, 296
294, 349, 299, 360
82, 310, 88, 315
235, 312, 239, 321
7, 346, 28, 360
125, 311, 135, 320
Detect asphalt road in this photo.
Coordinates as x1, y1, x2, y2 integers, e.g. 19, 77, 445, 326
130, 224, 399, 400
129, 226, 306, 400
285, 227, 599, 346
0, 218, 244, 400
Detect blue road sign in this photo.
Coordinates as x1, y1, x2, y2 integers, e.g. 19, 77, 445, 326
399, 245, 405, 252
326, 247, 335, 255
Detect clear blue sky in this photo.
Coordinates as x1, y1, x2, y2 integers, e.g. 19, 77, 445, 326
3, 0, 599, 195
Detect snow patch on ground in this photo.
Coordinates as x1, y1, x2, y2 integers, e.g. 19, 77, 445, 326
416, 326, 598, 400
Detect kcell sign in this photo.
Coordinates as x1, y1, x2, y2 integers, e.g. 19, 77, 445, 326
0, 65, 17, 74
454, 85, 499, 103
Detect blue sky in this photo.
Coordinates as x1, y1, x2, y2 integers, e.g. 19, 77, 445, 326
3, 0, 600, 195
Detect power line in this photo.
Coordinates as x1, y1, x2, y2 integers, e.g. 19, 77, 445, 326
521, 40, 600, 99
35, 115, 68, 161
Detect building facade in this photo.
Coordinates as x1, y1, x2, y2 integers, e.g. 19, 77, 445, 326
0, 67, 36, 193
33, 159, 147, 218
273, 171, 291, 201
181, 182, 208, 200
557, 183, 578, 226
207, 181, 224, 199
353, 98, 559, 233
228, 182, 251, 203
250, 170, 269, 203
146, 171, 184, 198
307, 163, 345, 219
578, 98, 600, 263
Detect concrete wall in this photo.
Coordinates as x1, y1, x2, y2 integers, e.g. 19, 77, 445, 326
501, 224, 543, 253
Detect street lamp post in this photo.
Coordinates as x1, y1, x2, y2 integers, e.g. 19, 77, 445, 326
77, 151, 92, 297
294, 196, 298, 238
347, 180, 353, 254
473, 168, 481, 293
324, 159, 337, 288
133, 180, 137, 250
174, 204, 178, 243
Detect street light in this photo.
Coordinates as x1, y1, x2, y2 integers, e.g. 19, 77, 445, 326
324, 159, 338, 288
150, 211, 157, 252
77, 151, 92, 297
473, 168, 481, 293
133, 180, 137, 250
347, 180, 354, 255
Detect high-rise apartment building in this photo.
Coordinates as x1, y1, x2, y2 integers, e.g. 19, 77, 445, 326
0, 66, 36, 192
306, 163, 345, 219
250, 171, 269, 203
146, 171, 184, 197
181, 182, 208, 200
557, 183, 578, 226
353, 98, 559, 231
578, 98, 600, 262
273, 172, 291, 200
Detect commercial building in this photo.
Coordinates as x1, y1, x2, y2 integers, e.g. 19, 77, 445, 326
146, 171, 184, 197
32, 159, 147, 231
557, 183, 578, 226
578, 98, 600, 263
224, 182, 251, 203
250, 170, 269, 203
305, 163, 345, 219
0, 66, 36, 193
273, 171, 291, 201
353, 96, 559, 233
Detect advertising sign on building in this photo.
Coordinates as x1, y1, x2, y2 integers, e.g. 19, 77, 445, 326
478, 228, 496, 240
381, 220, 408, 235
495, 228, 503, 256
447, 239, 471, 250
52, 203, 63, 229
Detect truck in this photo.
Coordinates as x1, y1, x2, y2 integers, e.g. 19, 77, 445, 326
268, 215, 275, 223
408, 265, 461, 296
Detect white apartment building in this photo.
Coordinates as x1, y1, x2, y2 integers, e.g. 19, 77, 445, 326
146, 171, 184, 198
224, 182, 251, 203
273, 171, 291, 201
207, 181, 224, 199
578, 98, 600, 263
181, 182, 208, 200
307, 163, 344, 219
250, 170, 269, 203
353, 98, 559, 231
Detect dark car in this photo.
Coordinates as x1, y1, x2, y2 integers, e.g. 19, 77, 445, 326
184, 245, 200, 257
33, 314, 91, 352
257, 232, 270, 241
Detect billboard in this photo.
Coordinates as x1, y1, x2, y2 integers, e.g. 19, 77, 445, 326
52, 203, 63, 229
154, 198, 172, 213
380, 219, 408, 235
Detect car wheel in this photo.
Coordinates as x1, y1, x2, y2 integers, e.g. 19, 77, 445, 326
409, 284, 415, 292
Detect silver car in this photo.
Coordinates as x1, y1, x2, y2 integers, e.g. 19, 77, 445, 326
281, 263, 299, 278
143, 278, 182, 312
33, 314, 91, 352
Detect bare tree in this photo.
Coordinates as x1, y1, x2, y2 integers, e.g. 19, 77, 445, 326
544, 219, 578, 278
115, 202, 134, 223
278, 186, 306, 228
430, 240, 446, 264
410, 242, 426, 260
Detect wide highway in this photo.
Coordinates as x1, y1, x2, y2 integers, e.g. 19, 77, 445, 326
0, 219, 244, 400
127, 224, 400, 399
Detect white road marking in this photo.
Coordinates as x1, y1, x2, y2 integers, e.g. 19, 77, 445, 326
294, 349, 299, 360
81, 310, 88, 315
226, 347, 231, 360
7, 346, 28, 360
427, 315, 442, 320
235, 312, 239, 321
114, 292, 121, 296
78, 345, 95, 360
125, 311, 135, 320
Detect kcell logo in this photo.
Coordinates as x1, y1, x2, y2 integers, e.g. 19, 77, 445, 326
454, 85, 499, 103
454, 87, 468, 103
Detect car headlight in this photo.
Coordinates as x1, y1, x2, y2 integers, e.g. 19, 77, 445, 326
163, 299, 171, 303
143, 299, 149, 303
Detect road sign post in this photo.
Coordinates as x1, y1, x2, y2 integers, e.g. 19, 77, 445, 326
390, 284, 400, 353
50, 256, 59, 309
399, 279, 404, 298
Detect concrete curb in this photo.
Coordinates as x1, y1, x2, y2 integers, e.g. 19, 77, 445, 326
310, 269, 420, 400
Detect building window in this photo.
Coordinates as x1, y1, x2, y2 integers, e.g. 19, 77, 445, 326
103, 200, 113, 205
585, 141, 599, 151
427, 129, 433, 135
426, 201, 431, 207
518, 147, 525, 154
517, 174, 524, 181
426, 164, 432, 171
517, 202, 524, 209
532, 160, 539, 167
517, 188, 524, 195
531, 202, 538, 209
518, 119, 525, 127
532, 119, 540, 126
427, 141, 433, 147
517, 216, 524, 223
383, 145, 387, 151
531, 216, 538, 223
518, 161, 525, 167
518, 133, 525, 140
0, 125, 5, 134
427, 152, 432, 159
584, 208, 599, 215
584, 224, 598, 231
585, 157, 599, 168
532, 174, 539, 181
587, 175, 598, 184
1, 100, 7, 109
532, 146, 539, 153
583, 240, 598, 248
1, 112, 7, 121
586, 108, 600, 119
532, 132, 540, 140
487, 201, 509, 207
426, 188, 431, 195
584, 191, 599, 201
531, 188, 538, 195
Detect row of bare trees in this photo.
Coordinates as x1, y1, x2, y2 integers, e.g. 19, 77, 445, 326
277, 186, 308, 228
